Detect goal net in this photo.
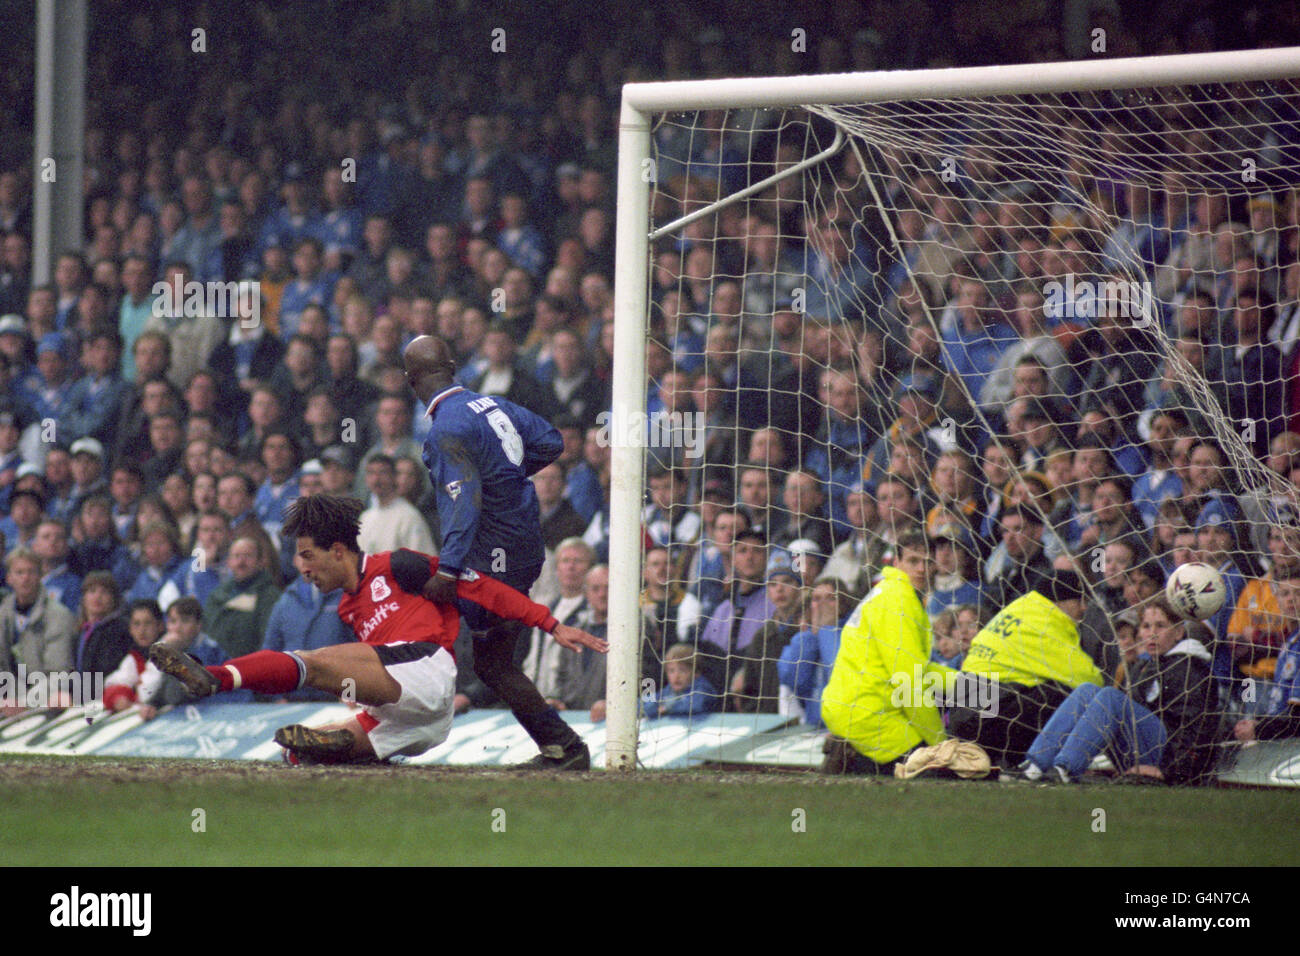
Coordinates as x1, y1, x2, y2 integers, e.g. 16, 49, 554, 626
606, 49, 1300, 785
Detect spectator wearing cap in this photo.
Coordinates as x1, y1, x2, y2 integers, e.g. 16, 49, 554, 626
142, 261, 224, 394
949, 570, 1103, 768
0, 313, 32, 378
1194, 495, 1250, 687
696, 527, 774, 699
0, 546, 76, 683
983, 504, 1054, 613
33, 517, 80, 612
17, 332, 72, 423
731, 556, 805, 713
66, 437, 108, 517
317, 445, 356, 498
62, 328, 129, 448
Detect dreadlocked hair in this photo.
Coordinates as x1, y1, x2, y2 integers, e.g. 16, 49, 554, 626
282, 494, 364, 552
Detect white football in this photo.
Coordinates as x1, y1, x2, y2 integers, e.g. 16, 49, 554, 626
1165, 562, 1226, 621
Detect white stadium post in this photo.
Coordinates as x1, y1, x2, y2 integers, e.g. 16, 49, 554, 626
608, 46, 1300, 774
605, 94, 651, 772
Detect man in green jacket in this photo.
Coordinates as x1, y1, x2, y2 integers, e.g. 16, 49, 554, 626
821, 528, 956, 774
949, 570, 1102, 767
204, 535, 282, 658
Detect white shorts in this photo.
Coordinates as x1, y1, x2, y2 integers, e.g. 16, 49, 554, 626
360, 644, 457, 760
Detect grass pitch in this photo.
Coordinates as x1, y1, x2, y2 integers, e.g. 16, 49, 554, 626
0, 755, 1294, 866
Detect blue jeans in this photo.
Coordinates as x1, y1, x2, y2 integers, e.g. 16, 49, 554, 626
1026, 684, 1167, 777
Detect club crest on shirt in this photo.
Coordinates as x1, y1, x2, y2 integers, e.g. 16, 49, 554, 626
370, 575, 392, 602
445, 480, 462, 500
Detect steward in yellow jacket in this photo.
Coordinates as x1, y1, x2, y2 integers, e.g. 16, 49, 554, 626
949, 570, 1103, 766
821, 530, 956, 772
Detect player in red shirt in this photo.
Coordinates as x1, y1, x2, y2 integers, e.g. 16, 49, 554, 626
150, 494, 608, 763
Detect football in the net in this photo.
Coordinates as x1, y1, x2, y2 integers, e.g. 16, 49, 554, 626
1165, 562, 1226, 621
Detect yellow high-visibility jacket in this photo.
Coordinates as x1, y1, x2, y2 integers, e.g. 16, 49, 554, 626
961, 590, 1103, 689
821, 566, 953, 763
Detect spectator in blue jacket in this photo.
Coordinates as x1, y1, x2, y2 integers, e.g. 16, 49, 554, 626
778, 579, 854, 727
61, 327, 130, 446
260, 573, 355, 701
642, 642, 719, 718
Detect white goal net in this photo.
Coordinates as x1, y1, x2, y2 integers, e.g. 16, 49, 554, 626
607, 50, 1300, 784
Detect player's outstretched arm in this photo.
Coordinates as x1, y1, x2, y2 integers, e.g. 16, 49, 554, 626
552, 623, 609, 654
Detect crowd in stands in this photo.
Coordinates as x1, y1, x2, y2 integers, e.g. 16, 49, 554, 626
0, 2, 1297, 772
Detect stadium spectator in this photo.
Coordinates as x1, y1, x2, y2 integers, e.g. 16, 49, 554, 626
204, 535, 282, 658
552, 564, 610, 717
696, 527, 774, 701
260, 567, 355, 703
73, 570, 131, 687
102, 598, 167, 717
534, 462, 586, 551
731, 558, 804, 713
142, 261, 223, 393
157, 509, 228, 611
641, 643, 720, 719
778, 578, 855, 726
33, 517, 80, 612
352, 393, 424, 497
1012, 597, 1216, 784
0, 547, 76, 683
61, 328, 129, 447
124, 522, 182, 605
357, 455, 435, 555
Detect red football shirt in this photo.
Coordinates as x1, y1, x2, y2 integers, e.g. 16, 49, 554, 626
337, 552, 559, 650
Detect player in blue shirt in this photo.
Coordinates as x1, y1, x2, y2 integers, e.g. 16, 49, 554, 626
404, 335, 601, 769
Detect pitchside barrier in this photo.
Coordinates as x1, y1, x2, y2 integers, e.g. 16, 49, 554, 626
0, 703, 1295, 784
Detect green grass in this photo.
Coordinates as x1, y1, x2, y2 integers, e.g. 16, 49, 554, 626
0, 756, 1294, 866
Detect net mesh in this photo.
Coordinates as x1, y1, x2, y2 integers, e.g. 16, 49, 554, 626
629, 75, 1300, 780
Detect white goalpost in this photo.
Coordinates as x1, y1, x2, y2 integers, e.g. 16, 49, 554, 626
607, 47, 1300, 776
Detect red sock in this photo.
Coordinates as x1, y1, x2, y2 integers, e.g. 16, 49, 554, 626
209, 651, 303, 694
